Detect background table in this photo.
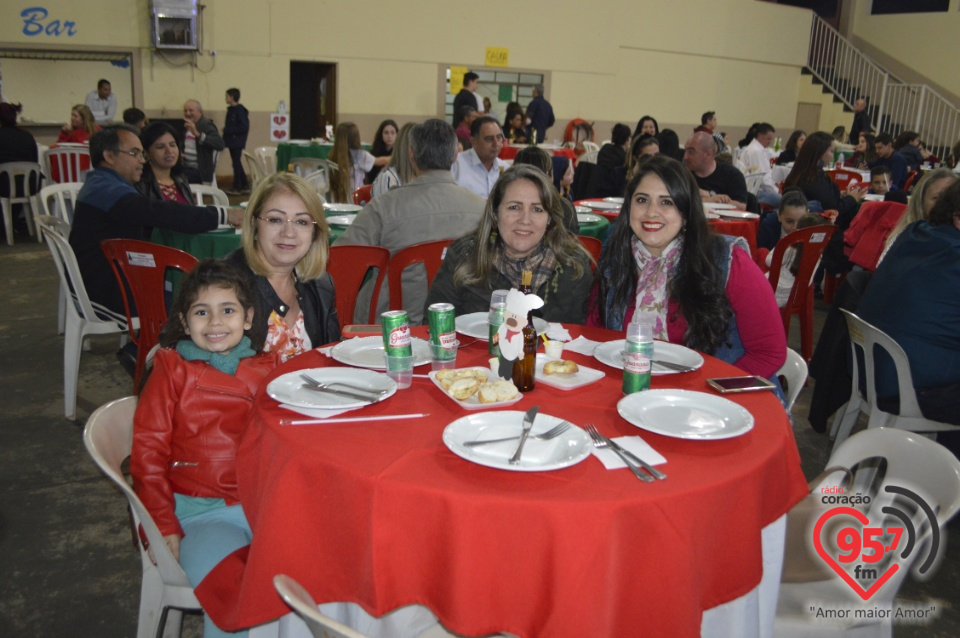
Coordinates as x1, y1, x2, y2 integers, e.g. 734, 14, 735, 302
198, 326, 808, 638
575, 213, 610, 240
276, 142, 371, 172
499, 144, 576, 163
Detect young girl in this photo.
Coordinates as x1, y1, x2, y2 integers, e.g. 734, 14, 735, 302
131, 259, 279, 638
758, 188, 809, 251
328, 121, 388, 202
767, 213, 825, 307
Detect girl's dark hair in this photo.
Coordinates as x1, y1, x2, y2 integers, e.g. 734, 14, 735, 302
784, 130, 806, 153
596, 155, 734, 354
738, 123, 760, 148
779, 188, 808, 213
140, 122, 185, 176
783, 131, 834, 191
656, 129, 682, 160
0, 102, 23, 127
371, 119, 399, 157
633, 115, 659, 138
611, 123, 632, 146
893, 131, 919, 150
159, 259, 262, 350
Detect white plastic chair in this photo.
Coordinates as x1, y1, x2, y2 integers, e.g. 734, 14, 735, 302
43, 146, 90, 184
40, 182, 84, 333
37, 216, 133, 419
273, 575, 369, 638
775, 427, 960, 637
578, 150, 599, 164
581, 141, 601, 153
189, 184, 229, 206
830, 309, 960, 452
254, 146, 278, 176
0, 161, 43, 244
289, 156, 326, 177
83, 397, 203, 638
744, 171, 765, 196
243, 150, 264, 190
777, 347, 808, 412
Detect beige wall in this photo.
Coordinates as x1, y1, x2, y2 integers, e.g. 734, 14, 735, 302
846, 0, 960, 105
2, 0, 814, 171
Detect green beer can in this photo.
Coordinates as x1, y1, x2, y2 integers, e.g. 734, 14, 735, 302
427, 303, 457, 361
381, 310, 412, 369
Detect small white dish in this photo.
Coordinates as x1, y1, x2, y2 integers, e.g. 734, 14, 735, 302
574, 206, 593, 214
582, 200, 621, 211
324, 203, 363, 213
330, 336, 431, 369
535, 354, 604, 390
267, 368, 396, 409
442, 411, 592, 471
455, 312, 549, 341
428, 368, 523, 410
702, 202, 737, 210
617, 389, 754, 440
576, 213, 604, 224
862, 194, 884, 202
592, 340, 704, 375
325, 214, 356, 225
603, 197, 624, 204
716, 210, 760, 220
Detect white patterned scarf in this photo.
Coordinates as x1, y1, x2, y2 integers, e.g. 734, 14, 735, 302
631, 236, 683, 340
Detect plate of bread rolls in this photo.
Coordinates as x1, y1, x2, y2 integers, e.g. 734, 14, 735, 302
429, 367, 523, 410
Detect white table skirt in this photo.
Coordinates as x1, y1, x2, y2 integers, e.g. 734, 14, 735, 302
251, 515, 787, 638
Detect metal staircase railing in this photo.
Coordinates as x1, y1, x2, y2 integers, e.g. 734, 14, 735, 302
807, 14, 959, 158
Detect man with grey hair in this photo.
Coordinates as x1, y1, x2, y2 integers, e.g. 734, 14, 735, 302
525, 83, 555, 144
683, 131, 747, 209
182, 99, 225, 184
335, 118, 485, 324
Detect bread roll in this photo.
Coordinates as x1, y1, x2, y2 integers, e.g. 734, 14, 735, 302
544, 359, 579, 375
437, 368, 488, 390
493, 379, 519, 401
448, 378, 480, 400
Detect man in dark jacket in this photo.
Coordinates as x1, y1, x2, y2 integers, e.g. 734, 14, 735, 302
848, 98, 872, 145
525, 84, 555, 144
452, 72, 481, 128
223, 88, 250, 194
182, 99, 225, 185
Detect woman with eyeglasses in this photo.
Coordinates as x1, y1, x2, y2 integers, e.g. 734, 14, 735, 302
225, 172, 340, 360
136, 122, 193, 204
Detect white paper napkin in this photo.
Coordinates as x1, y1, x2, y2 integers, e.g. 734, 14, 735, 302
317, 345, 335, 356
545, 323, 572, 342
592, 435, 667, 470
280, 404, 355, 419
564, 335, 603, 355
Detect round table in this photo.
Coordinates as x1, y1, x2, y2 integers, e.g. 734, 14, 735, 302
276, 142, 371, 172
499, 144, 576, 162
575, 212, 610, 240
198, 325, 808, 638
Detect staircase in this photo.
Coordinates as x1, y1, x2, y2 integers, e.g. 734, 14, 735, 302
806, 14, 960, 158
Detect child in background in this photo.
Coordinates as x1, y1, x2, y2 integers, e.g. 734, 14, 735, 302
131, 259, 279, 638
758, 188, 808, 251
870, 165, 892, 196
767, 213, 827, 307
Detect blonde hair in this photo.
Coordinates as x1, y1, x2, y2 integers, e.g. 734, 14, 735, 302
73, 104, 97, 136
328, 122, 361, 203
883, 169, 957, 253
241, 172, 330, 280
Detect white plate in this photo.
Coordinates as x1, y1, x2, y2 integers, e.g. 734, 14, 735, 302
534, 354, 604, 390
442, 411, 592, 471
325, 214, 356, 225
266, 368, 396, 409
705, 211, 720, 220
324, 203, 363, 213
582, 200, 621, 211
454, 312, 549, 341
617, 389, 754, 440
574, 206, 593, 214
428, 367, 523, 410
577, 213, 604, 224
603, 197, 624, 204
330, 336, 431, 369
592, 340, 704, 375
716, 210, 760, 220
702, 202, 736, 210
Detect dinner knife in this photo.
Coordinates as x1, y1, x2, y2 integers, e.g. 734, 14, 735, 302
509, 406, 539, 465
599, 432, 667, 480
652, 359, 695, 373
299, 383, 381, 403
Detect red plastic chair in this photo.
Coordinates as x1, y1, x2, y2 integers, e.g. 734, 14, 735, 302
327, 244, 390, 327
902, 170, 919, 192
388, 239, 453, 312
577, 235, 602, 272
825, 169, 856, 191
353, 184, 373, 206
100, 239, 199, 388
767, 224, 837, 361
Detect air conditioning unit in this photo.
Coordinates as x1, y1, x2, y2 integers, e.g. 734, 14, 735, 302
151, 0, 198, 50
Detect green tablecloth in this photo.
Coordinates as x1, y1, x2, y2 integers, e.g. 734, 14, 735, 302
152, 227, 243, 260
276, 142, 371, 172
576, 215, 610, 241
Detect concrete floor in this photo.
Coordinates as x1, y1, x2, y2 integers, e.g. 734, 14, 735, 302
1, 234, 958, 637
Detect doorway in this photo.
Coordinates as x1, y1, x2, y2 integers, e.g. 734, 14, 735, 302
290, 62, 337, 139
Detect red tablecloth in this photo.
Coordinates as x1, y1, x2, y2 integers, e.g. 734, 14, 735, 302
500, 145, 577, 162
198, 326, 807, 637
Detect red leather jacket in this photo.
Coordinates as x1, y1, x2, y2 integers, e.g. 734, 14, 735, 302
131, 348, 278, 537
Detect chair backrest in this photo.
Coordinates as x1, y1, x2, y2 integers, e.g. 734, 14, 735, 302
254, 146, 278, 175
578, 150, 599, 164
902, 169, 919, 192
83, 397, 197, 591
0, 161, 43, 195
826, 169, 856, 190
577, 235, 603, 272
206, 149, 221, 187
767, 224, 836, 316
273, 575, 369, 638
353, 184, 373, 206
840, 309, 924, 421
777, 347, 808, 411
100, 239, 199, 388
290, 156, 325, 177
327, 245, 390, 326
302, 171, 329, 202
243, 150, 264, 189
40, 182, 83, 225
44, 146, 91, 184
581, 141, 601, 154
190, 184, 230, 206
828, 427, 960, 585
744, 172, 765, 195
388, 239, 453, 312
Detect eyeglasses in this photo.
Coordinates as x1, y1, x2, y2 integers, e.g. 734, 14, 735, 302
255, 215, 318, 232
116, 148, 147, 160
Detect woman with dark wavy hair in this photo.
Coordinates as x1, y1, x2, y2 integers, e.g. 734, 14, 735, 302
137, 122, 193, 204
587, 155, 785, 378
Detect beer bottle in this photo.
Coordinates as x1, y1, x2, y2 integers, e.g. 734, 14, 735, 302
512, 270, 537, 391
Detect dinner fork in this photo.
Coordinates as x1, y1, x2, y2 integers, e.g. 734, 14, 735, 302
585, 425, 653, 482
463, 421, 572, 447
